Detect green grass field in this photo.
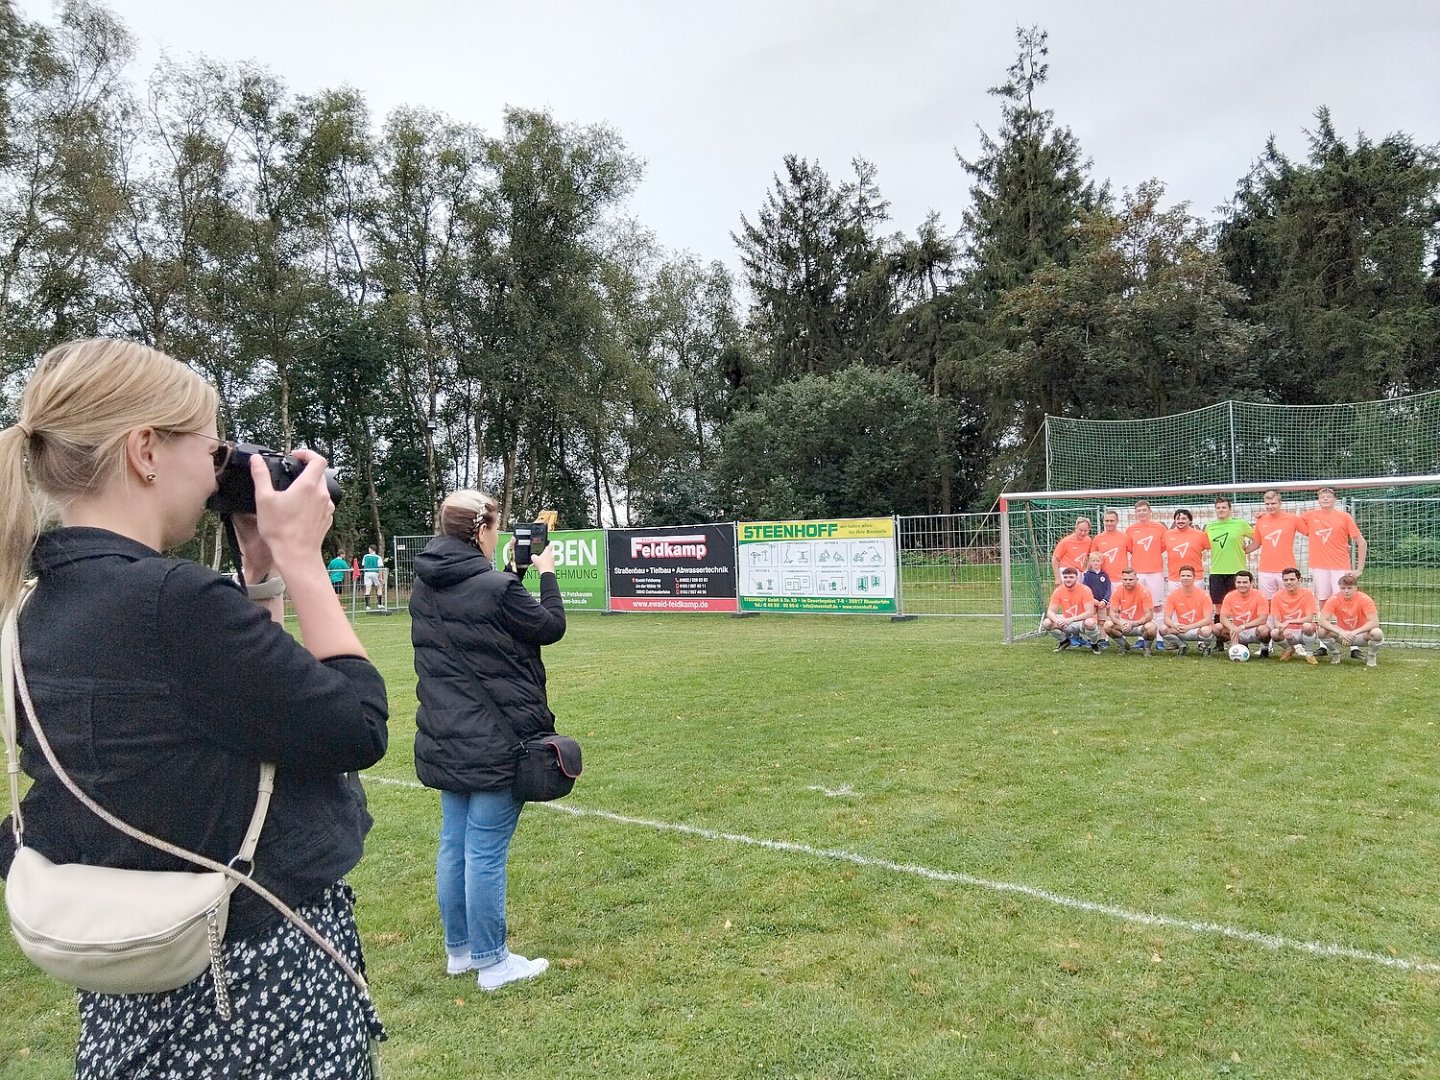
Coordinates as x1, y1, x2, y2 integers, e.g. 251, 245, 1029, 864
4, 613, 1440, 1078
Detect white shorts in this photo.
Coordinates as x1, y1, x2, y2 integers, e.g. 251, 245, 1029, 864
1310, 567, 1349, 601
1048, 619, 1089, 634
1322, 627, 1382, 645
363, 571, 381, 588
1257, 572, 1286, 598
1166, 628, 1206, 642
1231, 627, 1264, 645
1136, 572, 1165, 607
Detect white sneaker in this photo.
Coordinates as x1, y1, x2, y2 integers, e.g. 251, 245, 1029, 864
477, 952, 549, 991
446, 951, 474, 976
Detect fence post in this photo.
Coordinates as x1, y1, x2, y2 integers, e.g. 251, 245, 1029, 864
1000, 498, 1013, 643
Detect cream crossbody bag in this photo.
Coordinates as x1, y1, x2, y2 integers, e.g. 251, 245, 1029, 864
3, 582, 370, 1020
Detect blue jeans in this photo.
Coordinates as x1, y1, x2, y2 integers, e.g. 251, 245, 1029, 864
437, 789, 524, 967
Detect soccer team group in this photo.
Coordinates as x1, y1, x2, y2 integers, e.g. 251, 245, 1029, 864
1042, 488, 1384, 665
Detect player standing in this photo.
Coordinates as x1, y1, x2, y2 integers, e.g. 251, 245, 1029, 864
1253, 491, 1307, 599
1163, 510, 1211, 597
1161, 565, 1217, 656
1203, 496, 1256, 609
1270, 567, 1321, 664
1125, 500, 1168, 621
1216, 570, 1272, 656
1091, 510, 1131, 579
1302, 487, 1367, 603
1051, 517, 1093, 583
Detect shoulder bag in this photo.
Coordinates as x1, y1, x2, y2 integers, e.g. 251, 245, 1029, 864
3, 582, 372, 1022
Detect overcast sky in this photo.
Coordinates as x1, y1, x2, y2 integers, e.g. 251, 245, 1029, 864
19, 0, 1440, 271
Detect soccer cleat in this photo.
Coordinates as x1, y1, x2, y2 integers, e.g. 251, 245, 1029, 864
477, 952, 549, 991
1054, 640, 1072, 652
1259, 645, 1271, 658
1314, 645, 1329, 657
1366, 653, 1378, 668
1133, 637, 1146, 651
1329, 648, 1343, 665
1178, 643, 1189, 656
1304, 651, 1319, 665
1350, 647, 1362, 660
1276, 647, 1294, 662
1293, 643, 1309, 659
1090, 643, 1103, 654
1199, 642, 1215, 658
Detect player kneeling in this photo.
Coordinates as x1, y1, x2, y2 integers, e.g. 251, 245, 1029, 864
1161, 565, 1216, 656
1316, 573, 1384, 668
1216, 570, 1272, 657
1043, 566, 1102, 653
1103, 568, 1157, 656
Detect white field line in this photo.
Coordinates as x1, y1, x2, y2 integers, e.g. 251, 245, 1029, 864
363, 775, 1440, 975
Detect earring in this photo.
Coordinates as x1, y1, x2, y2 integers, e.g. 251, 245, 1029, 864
145, 473, 157, 483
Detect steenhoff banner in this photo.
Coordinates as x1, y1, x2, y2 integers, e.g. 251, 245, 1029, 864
737, 517, 897, 614
606, 524, 738, 612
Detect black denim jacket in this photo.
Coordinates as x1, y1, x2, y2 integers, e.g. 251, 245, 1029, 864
0, 528, 389, 938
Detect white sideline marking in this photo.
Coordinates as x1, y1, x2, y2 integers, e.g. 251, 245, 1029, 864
363, 775, 1440, 975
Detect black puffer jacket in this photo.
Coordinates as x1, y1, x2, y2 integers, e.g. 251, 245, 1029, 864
410, 535, 566, 792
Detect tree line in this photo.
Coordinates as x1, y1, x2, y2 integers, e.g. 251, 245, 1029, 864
2, 7, 1436, 548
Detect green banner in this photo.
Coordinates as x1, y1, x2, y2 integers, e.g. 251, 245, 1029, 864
737, 517, 897, 614
499, 529, 607, 610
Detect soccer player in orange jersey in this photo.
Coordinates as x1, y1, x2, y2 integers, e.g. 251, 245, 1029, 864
1163, 510, 1211, 596
1161, 565, 1216, 656
1253, 490, 1308, 598
1270, 567, 1321, 663
1316, 572, 1384, 667
1091, 509, 1131, 578
1303, 487, 1367, 603
1125, 500, 1168, 619
1051, 517, 1093, 584
1103, 567, 1158, 656
1042, 566, 1101, 652
1216, 570, 1273, 656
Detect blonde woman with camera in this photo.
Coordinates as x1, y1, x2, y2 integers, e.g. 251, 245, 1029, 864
0, 339, 389, 1077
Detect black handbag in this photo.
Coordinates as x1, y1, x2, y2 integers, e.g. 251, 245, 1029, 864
512, 734, 582, 802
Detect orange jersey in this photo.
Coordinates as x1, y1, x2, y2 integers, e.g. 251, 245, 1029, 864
1254, 511, 1307, 573
1108, 584, 1154, 623
1125, 521, 1168, 574
1090, 531, 1131, 576
1163, 588, 1214, 628
1270, 587, 1318, 627
1303, 508, 1361, 570
1220, 589, 1269, 627
1163, 528, 1211, 581
1047, 582, 1095, 620
1320, 591, 1378, 631
1052, 534, 1092, 574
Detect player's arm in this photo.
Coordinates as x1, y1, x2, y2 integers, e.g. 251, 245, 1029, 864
1218, 605, 1239, 637
1315, 604, 1340, 635
1353, 527, 1368, 574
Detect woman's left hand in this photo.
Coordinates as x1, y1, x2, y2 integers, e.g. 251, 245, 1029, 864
231, 513, 276, 583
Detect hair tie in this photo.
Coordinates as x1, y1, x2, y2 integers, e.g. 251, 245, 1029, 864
15, 421, 33, 439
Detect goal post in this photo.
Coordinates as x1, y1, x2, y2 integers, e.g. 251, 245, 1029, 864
1001, 474, 1440, 646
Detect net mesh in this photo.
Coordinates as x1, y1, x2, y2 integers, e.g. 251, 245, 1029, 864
1045, 392, 1440, 490
1004, 481, 1440, 646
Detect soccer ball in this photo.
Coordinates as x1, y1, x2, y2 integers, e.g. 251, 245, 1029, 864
1228, 644, 1251, 662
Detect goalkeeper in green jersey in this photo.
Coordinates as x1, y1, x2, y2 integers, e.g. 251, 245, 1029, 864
1203, 496, 1257, 608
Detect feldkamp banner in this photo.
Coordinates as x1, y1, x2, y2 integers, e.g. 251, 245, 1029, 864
737, 518, 897, 614
606, 524, 738, 612
498, 529, 608, 611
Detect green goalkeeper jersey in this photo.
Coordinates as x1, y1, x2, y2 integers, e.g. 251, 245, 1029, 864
1205, 518, 1254, 574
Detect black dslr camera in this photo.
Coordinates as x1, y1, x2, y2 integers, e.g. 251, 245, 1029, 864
207, 442, 344, 515
509, 521, 549, 568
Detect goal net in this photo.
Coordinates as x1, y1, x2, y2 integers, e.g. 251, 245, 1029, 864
1044, 391, 1440, 491
1000, 475, 1440, 646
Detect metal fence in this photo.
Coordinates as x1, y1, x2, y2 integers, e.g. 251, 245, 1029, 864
895, 513, 1005, 617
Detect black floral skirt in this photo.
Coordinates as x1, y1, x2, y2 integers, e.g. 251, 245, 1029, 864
75, 882, 385, 1079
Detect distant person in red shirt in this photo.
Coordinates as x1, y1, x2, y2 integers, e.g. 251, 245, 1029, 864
1042, 566, 1101, 653
1161, 565, 1216, 656
1270, 567, 1321, 664
1316, 572, 1384, 667
1051, 517, 1093, 584
1303, 487, 1367, 603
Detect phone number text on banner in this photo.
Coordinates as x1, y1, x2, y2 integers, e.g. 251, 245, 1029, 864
737, 518, 897, 614
606, 524, 738, 612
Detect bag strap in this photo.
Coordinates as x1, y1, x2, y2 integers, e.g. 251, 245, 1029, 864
2, 586, 368, 999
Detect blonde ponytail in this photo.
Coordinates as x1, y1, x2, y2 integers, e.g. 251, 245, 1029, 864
438, 489, 499, 542
0, 339, 217, 615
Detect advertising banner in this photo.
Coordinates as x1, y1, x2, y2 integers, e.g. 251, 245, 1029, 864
499, 529, 608, 611
606, 524, 738, 612
737, 517, 897, 614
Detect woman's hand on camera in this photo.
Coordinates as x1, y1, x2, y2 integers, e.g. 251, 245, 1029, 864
251, 449, 334, 573
230, 513, 275, 583
529, 546, 557, 575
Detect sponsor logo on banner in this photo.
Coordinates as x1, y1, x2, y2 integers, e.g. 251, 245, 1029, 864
606, 524, 738, 612
737, 518, 897, 614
